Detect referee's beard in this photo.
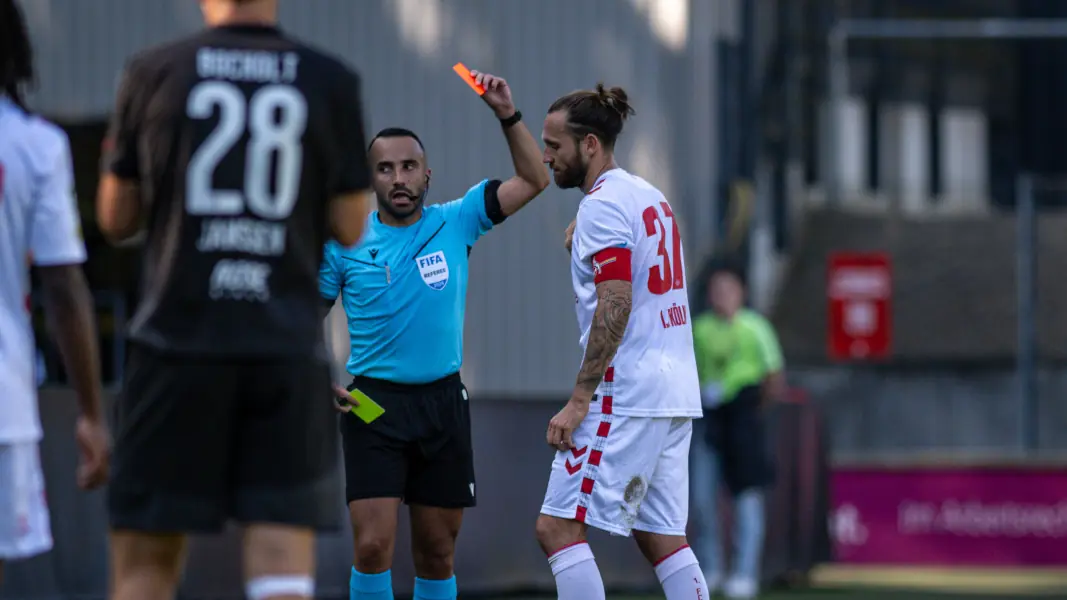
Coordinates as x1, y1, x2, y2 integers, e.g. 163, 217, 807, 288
378, 186, 427, 223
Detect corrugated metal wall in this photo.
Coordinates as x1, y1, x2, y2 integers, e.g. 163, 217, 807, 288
19, 0, 730, 396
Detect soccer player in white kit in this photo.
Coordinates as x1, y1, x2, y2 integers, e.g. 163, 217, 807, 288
0, 0, 110, 583
535, 84, 709, 600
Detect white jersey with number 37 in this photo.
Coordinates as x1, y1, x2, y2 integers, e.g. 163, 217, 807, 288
570, 168, 701, 418
0, 98, 87, 444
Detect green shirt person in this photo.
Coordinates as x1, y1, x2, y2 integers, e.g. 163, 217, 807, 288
688, 261, 783, 598
692, 269, 784, 408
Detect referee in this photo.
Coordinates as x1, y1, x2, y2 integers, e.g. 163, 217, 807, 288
321, 69, 548, 600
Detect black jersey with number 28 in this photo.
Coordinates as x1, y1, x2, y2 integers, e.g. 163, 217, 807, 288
103, 24, 370, 357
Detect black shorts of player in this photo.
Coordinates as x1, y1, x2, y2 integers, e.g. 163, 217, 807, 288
340, 373, 476, 508
107, 344, 343, 533
704, 384, 776, 495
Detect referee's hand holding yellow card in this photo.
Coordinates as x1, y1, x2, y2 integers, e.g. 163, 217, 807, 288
332, 384, 385, 424
332, 384, 357, 414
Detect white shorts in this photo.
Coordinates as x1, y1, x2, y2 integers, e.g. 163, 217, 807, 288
0, 443, 53, 560
540, 405, 693, 537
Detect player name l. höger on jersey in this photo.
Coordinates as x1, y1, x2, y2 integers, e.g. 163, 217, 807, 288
570, 168, 702, 418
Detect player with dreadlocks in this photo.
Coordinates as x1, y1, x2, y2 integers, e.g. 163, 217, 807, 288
0, 0, 33, 108
0, 0, 111, 584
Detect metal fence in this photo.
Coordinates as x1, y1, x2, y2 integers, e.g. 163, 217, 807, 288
753, 6, 1067, 460
776, 182, 1067, 459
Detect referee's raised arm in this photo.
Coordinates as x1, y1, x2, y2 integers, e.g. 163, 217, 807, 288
468, 69, 550, 217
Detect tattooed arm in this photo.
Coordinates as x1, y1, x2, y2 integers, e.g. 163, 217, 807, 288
548, 278, 633, 449
572, 279, 633, 402
547, 198, 635, 450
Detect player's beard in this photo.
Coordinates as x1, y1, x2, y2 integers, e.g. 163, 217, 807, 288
553, 155, 588, 190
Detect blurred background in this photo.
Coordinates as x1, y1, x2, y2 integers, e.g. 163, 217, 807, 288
6, 0, 1067, 598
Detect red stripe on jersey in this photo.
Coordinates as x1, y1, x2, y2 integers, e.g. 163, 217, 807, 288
601, 396, 613, 414
604, 367, 614, 382
592, 248, 631, 284
596, 421, 612, 438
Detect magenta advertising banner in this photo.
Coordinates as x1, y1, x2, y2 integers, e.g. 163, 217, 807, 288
831, 467, 1067, 566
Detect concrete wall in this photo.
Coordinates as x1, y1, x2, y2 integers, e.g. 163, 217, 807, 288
792, 366, 1067, 458
0, 390, 830, 600
17, 0, 730, 397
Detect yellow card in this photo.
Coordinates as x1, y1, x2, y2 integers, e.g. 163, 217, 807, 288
347, 388, 385, 424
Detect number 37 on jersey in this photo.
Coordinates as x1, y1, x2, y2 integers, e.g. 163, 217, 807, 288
642, 201, 689, 330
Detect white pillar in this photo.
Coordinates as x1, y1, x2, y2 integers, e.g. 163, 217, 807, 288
879, 102, 930, 214
939, 106, 989, 210
819, 96, 869, 203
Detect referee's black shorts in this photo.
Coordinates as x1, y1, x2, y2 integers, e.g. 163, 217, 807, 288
340, 373, 476, 508
107, 344, 343, 533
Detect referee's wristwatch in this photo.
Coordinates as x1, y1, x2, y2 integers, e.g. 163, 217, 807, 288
500, 110, 522, 129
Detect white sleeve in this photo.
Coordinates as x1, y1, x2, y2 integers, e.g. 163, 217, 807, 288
29, 126, 86, 266
574, 197, 633, 264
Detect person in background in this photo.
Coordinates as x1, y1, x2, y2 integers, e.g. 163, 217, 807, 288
689, 260, 785, 599
0, 0, 111, 585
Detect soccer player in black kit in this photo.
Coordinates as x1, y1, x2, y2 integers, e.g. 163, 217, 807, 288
94, 1, 371, 599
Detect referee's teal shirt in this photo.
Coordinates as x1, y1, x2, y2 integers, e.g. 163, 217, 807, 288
320, 179, 503, 384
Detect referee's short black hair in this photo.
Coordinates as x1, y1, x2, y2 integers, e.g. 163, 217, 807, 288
369, 127, 425, 152
0, 0, 34, 110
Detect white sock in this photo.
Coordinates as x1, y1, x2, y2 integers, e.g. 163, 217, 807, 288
246, 575, 314, 600
547, 542, 605, 600
654, 545, 709, 600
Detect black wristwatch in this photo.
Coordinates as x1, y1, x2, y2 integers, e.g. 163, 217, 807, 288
500, 110, 522, 128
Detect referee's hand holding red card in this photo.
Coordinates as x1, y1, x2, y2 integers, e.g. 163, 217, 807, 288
469, 69, 515, 119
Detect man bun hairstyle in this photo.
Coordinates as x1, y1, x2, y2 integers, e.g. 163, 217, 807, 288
594, 83, 634, 123
548, 82, 636, 149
